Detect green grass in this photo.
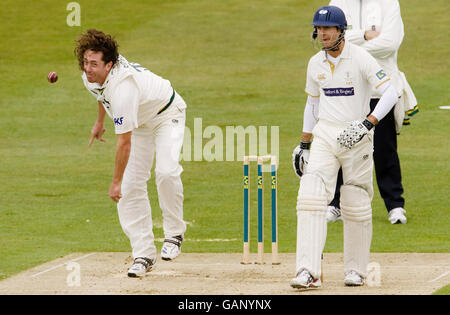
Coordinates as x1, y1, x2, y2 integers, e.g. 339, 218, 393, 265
432, 284, 450, 295
0, 0, 448, 293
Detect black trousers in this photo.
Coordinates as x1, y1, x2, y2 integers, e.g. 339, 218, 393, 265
329, 99, 405, 213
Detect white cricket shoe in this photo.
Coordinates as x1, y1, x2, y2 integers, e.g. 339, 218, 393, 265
388, 207, 407, 224
290, 269, 321, 289
161, 235, 183, 261
127, 257, 155, 277
326, 206, 342, 223
344, 270, 364, 286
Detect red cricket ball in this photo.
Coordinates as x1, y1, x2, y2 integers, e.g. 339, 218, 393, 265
47, 72, 58, 83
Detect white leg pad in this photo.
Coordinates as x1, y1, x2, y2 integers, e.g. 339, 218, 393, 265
295, 174, 327, 279
340, 185, 372, 278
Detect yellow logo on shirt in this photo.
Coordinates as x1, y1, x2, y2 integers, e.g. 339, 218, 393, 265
345, 71, 353, 85
318, 73, 326, 81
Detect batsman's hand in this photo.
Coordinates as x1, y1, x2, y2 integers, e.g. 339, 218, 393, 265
109, 180, 122, 203
292, 142, 311, 178
89, 122, 106, 147
337, 119, 374, 149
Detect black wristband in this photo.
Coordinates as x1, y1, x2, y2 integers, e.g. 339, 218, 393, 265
362, 119, 375, 131
300, 141, 311, 150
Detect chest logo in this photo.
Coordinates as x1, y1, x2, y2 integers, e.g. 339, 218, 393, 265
323, 87, 355, 97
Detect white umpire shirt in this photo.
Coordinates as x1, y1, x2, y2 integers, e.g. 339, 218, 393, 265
305, 42, 390, 123
82, 55, 185, 134
329, 0, 404, 97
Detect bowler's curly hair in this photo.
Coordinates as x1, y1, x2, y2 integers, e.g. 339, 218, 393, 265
74, 29, 119, 71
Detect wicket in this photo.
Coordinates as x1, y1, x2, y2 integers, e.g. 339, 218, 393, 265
242, 155, 279, 265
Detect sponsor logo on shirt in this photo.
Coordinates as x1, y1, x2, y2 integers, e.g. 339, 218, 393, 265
322, 87, 354, 96
376, 70, 387, 80
114, 117, 124, 125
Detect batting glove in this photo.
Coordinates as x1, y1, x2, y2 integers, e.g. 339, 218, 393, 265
337, 119, 374, 149
292, 142, 311, 178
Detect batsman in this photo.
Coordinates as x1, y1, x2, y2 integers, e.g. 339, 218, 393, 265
290, 6, 398, 288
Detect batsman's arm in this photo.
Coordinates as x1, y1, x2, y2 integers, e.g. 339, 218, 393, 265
299, 62, 320, 153
370, 82, 398, 123
302, 95, 319, 135
298, 95, 318, 147
337, 82, 397, 149
292, 95, 318, 177
109, 131, 132, 203
302, 132, 313, 143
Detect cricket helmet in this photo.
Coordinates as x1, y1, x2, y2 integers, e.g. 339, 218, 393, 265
312, 6, 347, 31
311, 6, 347, 51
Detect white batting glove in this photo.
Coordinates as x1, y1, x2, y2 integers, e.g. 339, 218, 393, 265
292, 142, 311, 178
337, 119, 374, 149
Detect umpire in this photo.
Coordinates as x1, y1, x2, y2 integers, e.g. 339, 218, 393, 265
326, 0, 418, 224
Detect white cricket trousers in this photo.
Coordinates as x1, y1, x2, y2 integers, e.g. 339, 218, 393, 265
296, 119, 374, 279
117, 94, 187, 260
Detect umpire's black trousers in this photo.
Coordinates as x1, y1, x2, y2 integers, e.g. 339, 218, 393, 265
330, 99, 405, 213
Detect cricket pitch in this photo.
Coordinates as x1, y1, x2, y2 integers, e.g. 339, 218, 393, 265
0, 253, 448, 295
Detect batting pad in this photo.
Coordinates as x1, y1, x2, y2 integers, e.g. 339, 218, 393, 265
340, 185, 372, 277
296, 173, 327, 212
295, 174, 327, 278
340, 185, 372, 222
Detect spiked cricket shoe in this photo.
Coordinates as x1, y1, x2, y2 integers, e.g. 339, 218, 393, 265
327, 206, 342, 223
388, 207, 407, 224
127, 257, 155, 277
344, 270, 365, 286
290, 269, 321, 289
161, 235, 183, 261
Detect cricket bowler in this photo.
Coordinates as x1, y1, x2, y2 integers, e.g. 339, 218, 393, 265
75, 29, 187, 277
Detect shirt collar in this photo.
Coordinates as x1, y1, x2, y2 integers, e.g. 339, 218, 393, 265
321, 41, 351, 62
100, 65, 115, 88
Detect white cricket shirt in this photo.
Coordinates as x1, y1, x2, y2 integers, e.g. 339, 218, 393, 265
82, 55, 185, 134
305, 42, 390, 123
